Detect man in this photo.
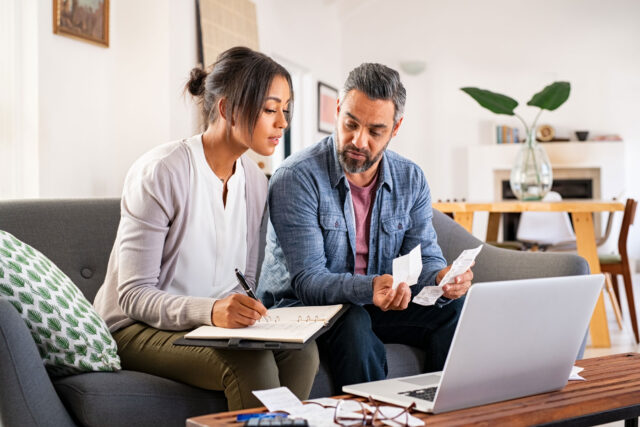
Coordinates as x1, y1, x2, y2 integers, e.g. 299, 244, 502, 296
258, 63, 474, 392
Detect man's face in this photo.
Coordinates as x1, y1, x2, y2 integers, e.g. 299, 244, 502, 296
335, 89, 402, 174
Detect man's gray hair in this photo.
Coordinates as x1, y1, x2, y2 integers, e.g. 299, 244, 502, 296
340, 63, 407, 124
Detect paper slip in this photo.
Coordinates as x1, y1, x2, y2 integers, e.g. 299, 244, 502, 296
252, 387, 303, 412
413, 244, 483, 306
392, 244, 422, 290
569, 365, 585, 381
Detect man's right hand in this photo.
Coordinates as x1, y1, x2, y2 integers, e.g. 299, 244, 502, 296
372, 274, 411, 311
211, 294, 268, 328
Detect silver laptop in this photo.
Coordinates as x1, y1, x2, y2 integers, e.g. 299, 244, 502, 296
343, 274, 604, 413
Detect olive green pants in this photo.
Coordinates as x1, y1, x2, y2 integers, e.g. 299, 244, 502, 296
113, 323, 319, 410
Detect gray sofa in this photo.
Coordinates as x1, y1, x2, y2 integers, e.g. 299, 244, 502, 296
0, 199, 590, 427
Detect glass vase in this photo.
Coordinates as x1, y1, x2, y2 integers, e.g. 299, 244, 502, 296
509, 130, 553, 201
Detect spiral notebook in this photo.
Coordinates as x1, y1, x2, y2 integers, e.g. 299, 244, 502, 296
175, 304, 346, 350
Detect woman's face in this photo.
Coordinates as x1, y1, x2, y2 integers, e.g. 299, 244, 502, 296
241, 75, 291, 157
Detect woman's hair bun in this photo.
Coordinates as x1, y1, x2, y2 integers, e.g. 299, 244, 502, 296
186, 66, 208, 96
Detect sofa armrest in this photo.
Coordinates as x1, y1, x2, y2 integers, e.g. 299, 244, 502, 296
0, 299, 76, 427
433, 210, 589, 282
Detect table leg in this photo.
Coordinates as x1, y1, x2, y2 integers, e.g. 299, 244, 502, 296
625, 418, 638, 427
453, 212, 474, 234
486, 213, 501, 242
572, 212, 610, 348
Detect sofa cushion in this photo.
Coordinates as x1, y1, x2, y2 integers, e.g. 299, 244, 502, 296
0, 230, 120, 377
54, 370, 228, 427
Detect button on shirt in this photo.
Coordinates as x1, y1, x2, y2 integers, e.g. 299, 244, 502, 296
171, 135, 247, 299
258, 135, 447, 308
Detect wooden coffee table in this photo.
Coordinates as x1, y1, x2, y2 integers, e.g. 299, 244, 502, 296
187, 353, 640, 426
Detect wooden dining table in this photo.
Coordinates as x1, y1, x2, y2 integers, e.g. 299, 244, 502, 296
432, 200, 625, 348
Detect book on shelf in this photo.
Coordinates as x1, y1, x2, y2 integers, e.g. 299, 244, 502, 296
496, 125, 521, 144
183, 304, 345, 344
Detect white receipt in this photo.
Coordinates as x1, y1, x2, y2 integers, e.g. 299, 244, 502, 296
413, 244, 483, 306
569, 365, 585, 381
392, 244, 423, 290
252, 387, 303, 412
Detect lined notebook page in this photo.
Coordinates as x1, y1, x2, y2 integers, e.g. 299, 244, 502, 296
184, 304, 343, 343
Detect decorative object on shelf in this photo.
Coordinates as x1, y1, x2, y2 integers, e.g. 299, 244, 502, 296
461, 81, 571, 201
536, 124, 555, 142
575, 130, 590, 141
53, 0, 109, 47
317, 82, 338, 134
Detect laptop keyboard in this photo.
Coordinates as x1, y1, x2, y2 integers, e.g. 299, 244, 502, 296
399, 386, 438, 402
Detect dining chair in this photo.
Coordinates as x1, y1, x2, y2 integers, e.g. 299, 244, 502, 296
599, 198, 639, 343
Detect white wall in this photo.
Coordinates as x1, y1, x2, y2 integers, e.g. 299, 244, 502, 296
255, 0, 343, 155
37, 0, 198, 198
337, 0, 640, 262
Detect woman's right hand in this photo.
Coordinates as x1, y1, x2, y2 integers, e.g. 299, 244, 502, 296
211, 294, 268, 328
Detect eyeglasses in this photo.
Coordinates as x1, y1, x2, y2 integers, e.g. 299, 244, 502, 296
332, 396, 417, 426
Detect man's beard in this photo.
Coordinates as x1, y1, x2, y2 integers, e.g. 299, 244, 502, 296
336, 129, 390, 174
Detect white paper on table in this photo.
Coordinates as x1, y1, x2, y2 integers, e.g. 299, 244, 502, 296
412, 244, 483, 306
252, 386, 303, 412
569, 365, 585, 381
392, 244, 423, 290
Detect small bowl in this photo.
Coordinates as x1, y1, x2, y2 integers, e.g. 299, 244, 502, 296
575, 131, 589, 141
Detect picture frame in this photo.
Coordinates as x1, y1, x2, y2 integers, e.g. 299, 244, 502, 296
53, 0, 110, 47
317, 82, 338, 134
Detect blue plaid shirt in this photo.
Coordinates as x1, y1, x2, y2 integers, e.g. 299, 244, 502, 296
258, 135, 447, 307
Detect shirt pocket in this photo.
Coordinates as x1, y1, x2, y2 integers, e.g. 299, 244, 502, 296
381, 214, 412, 259
319, 212, 349, 264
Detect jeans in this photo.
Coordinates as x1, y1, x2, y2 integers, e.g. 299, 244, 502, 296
317, 298, 464, 394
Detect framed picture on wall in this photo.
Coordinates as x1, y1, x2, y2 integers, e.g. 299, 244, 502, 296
53, 0, 110, 47
317, 82, 338, 134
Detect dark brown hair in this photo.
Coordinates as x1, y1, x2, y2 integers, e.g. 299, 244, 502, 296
186, 46, 293, 139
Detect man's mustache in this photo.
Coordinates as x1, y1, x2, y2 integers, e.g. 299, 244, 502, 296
343, 144, 370, 156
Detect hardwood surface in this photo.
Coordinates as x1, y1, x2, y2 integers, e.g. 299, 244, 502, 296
187, 353, 640, 426
433, 200, 626, 348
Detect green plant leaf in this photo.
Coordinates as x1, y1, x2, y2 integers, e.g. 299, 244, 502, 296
0, 248, 11, 258
0, 265, 3, 278
27, 269, 41, 283
48, 317, 62, 332
10, 300, 23, 314
15, 254, 28, 265
27, 309, 43, 324
67, 327, 81, 341
0, 283, 14, 297
18, 291, 34, 305
8, 262, 22, 274
39, 300, 55, 314
74, 344, 88, 356
79, 360, 92, 371
37, 326, 52, 339
65, 313, 79, 327
55, 336, 70, 350
84, 322, 97, 336
36, 286, 51, 300
461, 87, 518, 115
45, 279, 58, 292
65, 351, 76, 365
31, 331, 42, 345
527, 81, 571, 111
56, 295, 70, 310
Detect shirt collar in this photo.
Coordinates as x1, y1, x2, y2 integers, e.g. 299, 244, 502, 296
328, 134, 393, 192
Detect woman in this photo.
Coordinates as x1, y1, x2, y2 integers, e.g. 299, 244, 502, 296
93, 47, 318, 410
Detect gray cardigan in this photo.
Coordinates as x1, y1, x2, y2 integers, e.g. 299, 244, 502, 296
93, 138, 268, 332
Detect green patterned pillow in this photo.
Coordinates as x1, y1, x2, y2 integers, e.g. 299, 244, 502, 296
0, 230, 120, 377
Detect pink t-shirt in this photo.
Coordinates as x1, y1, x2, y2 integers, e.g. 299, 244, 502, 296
348, 174, 379, 275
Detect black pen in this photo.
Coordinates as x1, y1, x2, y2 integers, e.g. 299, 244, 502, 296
235, 268, 258, 300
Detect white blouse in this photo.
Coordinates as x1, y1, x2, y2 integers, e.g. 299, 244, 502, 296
170, 135, 248, 300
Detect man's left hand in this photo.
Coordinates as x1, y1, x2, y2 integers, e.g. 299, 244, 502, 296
437, 263, 474, 299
